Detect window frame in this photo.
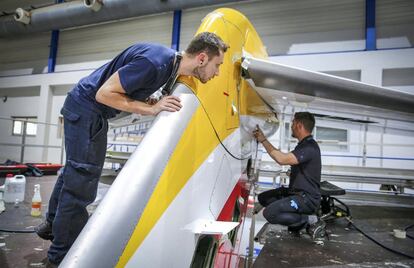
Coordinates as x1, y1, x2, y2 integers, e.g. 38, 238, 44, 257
314, 125, 349, 152
12, 116, 38, 137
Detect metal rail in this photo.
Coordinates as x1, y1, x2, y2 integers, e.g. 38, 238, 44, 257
257, 161, 414, 207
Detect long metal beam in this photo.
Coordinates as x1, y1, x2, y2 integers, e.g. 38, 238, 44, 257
171, 10, 182, 51
259, 161, 414, 187
365, 0, 376, 51
0, 0, 244, 37
47, 0, 64, 73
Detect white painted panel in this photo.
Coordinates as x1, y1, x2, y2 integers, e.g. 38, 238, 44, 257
126, 130, 243, 268
377, 0, 414, 48
0, 10, 172, 72
181, 0, 365, 55
210, 154, 233, 218
0, 32, 50, 73
57, 13, 173, 65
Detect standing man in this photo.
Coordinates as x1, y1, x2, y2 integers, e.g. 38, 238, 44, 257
35, 32, 228, 266
253, 112, 325, 239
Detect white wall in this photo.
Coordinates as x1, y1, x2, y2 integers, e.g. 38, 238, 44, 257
0, 72, 83, 163
0, 95, 41, 162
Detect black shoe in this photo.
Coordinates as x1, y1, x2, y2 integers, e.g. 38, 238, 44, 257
35, 220, 54, 241
46, 259, 59, 268
288, 222, 307, 237
41, 257, 59, 268
287, 228, 301, 237
306, 220, 326, 240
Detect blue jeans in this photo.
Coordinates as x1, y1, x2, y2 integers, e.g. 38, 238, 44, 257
258, 187, 317, 229
46, 95, 108, 264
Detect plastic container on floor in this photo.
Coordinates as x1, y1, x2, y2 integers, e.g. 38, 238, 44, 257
3, 174, 26, 203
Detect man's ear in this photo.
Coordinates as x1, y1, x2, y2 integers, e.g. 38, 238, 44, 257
197, 52, 208, 66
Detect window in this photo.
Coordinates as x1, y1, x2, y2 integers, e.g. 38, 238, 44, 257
12, 117, 37, 136
315, 126, 348, 152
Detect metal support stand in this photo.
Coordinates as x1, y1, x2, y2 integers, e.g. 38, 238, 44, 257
247, 140, 261, 268
20, 120, 27, 163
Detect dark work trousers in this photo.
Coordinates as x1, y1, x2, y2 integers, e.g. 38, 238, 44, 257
46, 95, 108, 264
258, 187, 317, 229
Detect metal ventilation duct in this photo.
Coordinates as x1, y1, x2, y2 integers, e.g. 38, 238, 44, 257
0, 0, 243, 37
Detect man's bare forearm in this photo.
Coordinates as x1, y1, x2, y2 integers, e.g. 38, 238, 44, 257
261, 139, 298, 165
97, 91, 154, 115
262, 139, 284, 164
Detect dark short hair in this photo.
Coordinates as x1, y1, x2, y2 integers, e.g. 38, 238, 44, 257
294, 112, 315, 132
185, 32, 229, 58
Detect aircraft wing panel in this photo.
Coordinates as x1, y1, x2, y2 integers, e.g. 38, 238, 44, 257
242, 57, 414, 114
60, 84, 200, 268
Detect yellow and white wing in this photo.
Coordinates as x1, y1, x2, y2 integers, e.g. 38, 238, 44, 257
242, 56, 414, 116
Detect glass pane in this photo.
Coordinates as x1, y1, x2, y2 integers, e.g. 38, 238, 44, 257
26, 122, 37, 136
13, 121, 22, 135
316, 126, 347, 141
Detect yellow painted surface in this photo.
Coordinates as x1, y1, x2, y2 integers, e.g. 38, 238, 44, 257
117, 8, 275, 267
117, 105, 217, 267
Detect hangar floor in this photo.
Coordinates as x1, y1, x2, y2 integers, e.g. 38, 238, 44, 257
0, 175, 413, 267
253, 206, 414, 267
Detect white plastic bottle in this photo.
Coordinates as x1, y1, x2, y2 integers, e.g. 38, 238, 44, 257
4, 174, 26, 203
31, 184, 42, 217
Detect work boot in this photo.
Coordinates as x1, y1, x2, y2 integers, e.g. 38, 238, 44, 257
35, 220, 54, 241
46, 259, 58, 268
306, 219, 326, 240
288, 221, 307, 237
287, 226, 301, 237
42, 257, 58, 268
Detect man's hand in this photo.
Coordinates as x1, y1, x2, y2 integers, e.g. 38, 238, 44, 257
151, 95, 182, 115
253, 126, 267, 143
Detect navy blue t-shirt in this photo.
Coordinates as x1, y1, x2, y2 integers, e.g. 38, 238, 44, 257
68, 43, 175, 118
290, 135, 322, 204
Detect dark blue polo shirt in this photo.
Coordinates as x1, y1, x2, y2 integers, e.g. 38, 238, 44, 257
290, 135, 322, 204
68, 43, 175, 118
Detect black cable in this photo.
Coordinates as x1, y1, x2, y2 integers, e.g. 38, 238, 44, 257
404, 223, 414, 240
0, 228, 35, 233
346, 217, 414, 259
405, 224, 414, 230
161, 52, 182, 96
193, 93, 250, 161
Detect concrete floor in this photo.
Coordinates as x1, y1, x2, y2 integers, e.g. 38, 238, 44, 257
0, 174, 111, 268
1, 175, 414, 267
253, 206, 414, 267
0, 175, 56, 268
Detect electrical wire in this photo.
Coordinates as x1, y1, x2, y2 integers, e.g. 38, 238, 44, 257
345, 217, 414, 259
404, 223, 414, 240
194, 94, 250, 161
